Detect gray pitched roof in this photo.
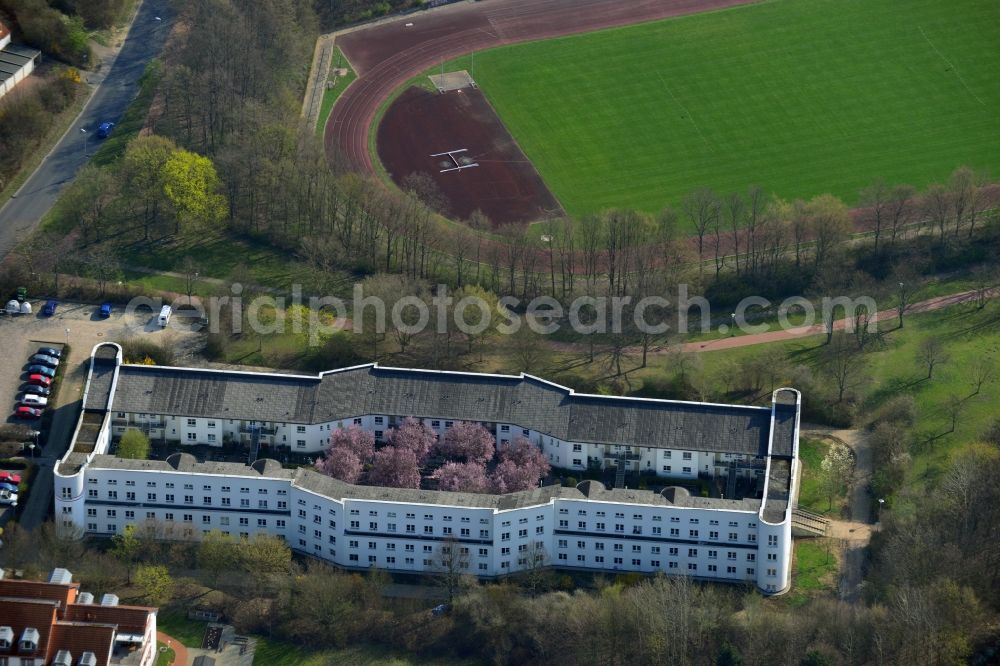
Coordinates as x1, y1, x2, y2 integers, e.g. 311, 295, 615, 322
107, 363, 774, 455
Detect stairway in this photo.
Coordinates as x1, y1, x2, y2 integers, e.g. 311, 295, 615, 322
791, 507, 831, 537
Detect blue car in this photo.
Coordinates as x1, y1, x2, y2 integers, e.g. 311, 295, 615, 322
97, 122, 115, 139
0, 482, 17, 494
26, 365, 56, 378
99, 302, 113, 317
41, 300, 58, 316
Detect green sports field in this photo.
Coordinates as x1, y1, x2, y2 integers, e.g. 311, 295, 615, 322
468, 0, 1000, 217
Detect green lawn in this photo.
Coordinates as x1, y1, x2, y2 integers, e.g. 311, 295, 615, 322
155, 642, 175, 666
797, 437, 848, 516
467, 0, 1000, 216
681, 298, 1000, 495
316, 46, 357, 135
786, 539, 838, 606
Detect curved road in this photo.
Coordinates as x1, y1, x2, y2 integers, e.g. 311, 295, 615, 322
325, 0, 758, 174
0, 0, 173, 259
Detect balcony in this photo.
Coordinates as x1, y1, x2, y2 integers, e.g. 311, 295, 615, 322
239, 425, 276, 436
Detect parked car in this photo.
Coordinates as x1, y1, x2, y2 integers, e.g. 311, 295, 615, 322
99, 302, 113, 318
0, 482, 17, 494
41, 300, 58, 316
431, 604, 451, 617
97, 121, 115, 139
38, 346, 62, 358
30, 354, 59, 368
0, 489, 17, 506
26, 365, 56, 378
0, 471, 22, 484
27, 374, 52, 387
22, 385, 51, 397
15, 406, 42, 420
20, 395, 47, 407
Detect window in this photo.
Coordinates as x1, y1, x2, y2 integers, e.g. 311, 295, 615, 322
767, 568, 777, 577
682, 452, 692, 460
747, 553, 756, 561
670, 528, 679, 537
186, 433, 197, 441
768, 535, 778, 547
688, 548, 697, 557
258, 519, 267, 527
500, 425, 509, 432
709, 531, 719, 539
728, 552, 737, 560
613, 543, 623, 552
165, 494, 174, 502
727, 566, 737, 574
729, 532, 738, 541
207, 434, 216, 442
708, 564, 717, 572
221, 498, 230, 506
184, 495, 193, 504
187, 418, 197, 426
578, 521, 586, 529
87, 489, 98, 498
689, 530, 698, 538
682, 467, 692, 474
708, 550, 717, 559
595, 542, 604, 551
747, 568, 755, 575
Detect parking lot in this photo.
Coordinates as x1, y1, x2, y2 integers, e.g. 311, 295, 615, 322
0, 299, 203, 528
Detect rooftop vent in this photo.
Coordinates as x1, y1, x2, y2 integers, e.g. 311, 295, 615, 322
100, 593, 119, 606
53, 649, 73, 666
78, 592, 95, 604
78, 652, 98, 666
49, 568, 73, 584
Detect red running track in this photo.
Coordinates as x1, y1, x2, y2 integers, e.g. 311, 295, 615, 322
326, 0, 762, 175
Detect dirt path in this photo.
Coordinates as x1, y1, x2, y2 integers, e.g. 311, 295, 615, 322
679, 287, 994, 353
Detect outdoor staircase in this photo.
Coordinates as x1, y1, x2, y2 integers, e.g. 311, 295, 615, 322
725, 460, 738, 499
247, 426, 261, 465
791, 507, 831, 537
614, 452, 627, 488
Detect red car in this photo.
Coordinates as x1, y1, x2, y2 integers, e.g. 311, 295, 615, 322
15, 406, 42, 420
0, 471, 22, 484
27, 374, 52, 387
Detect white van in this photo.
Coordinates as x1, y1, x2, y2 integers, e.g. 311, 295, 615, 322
158, 305, 172, 327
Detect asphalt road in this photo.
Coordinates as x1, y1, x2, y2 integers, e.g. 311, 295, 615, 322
0, 0, 173, 259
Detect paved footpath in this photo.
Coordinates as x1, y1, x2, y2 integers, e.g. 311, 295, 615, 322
156, 631, 190, 666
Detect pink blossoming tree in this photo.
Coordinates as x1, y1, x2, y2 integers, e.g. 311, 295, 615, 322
329, 425, 375, 463
436, 421, 495, 465
433, 461, 490, 493
387, 417, 437, 465
314, 447, 363, 484
370, 446, 421, 488
490, 437, 551, 492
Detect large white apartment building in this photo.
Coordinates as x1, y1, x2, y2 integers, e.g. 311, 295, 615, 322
54, 344, 801, 594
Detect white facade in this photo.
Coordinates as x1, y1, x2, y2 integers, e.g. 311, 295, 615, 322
54, 344, 799, 594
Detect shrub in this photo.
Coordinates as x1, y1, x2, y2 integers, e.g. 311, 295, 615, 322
117, 429, 150, 459
117, 337, 175, 366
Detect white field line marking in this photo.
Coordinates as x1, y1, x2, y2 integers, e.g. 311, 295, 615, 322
919, 25, 985, 106
657, 71, 715, 152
